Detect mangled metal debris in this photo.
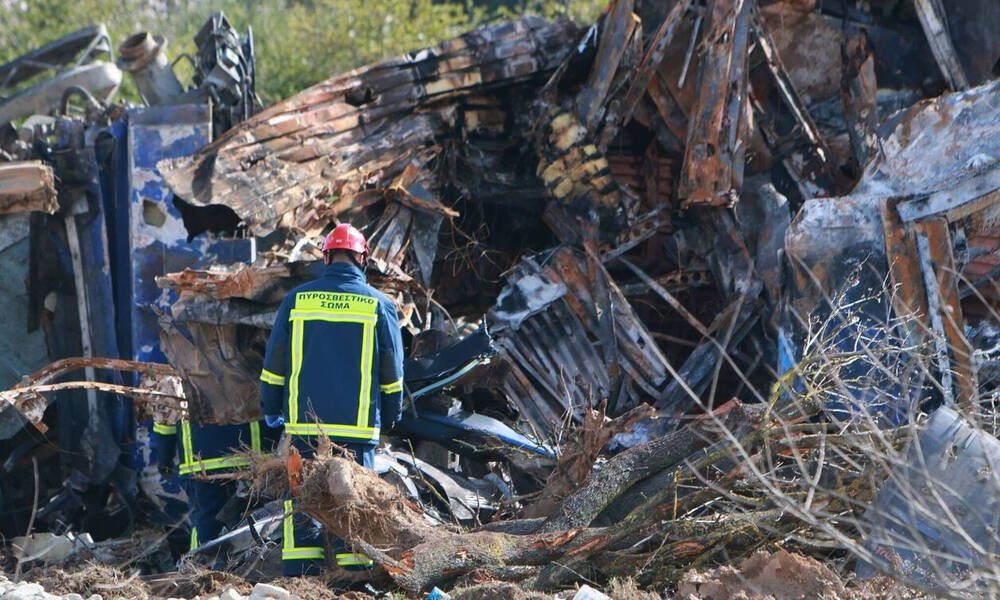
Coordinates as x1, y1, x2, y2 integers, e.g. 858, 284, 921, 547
489, 247, 672, 437
8, 0, 1000, 597
0, 25, 121, 126
859, 406, 1000, 590
118, 13, 260, 137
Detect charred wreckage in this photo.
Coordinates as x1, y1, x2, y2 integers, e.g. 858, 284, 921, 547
4, 0, 1000, 597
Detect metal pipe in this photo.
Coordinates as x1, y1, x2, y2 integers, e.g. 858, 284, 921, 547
117, 32, 184, 106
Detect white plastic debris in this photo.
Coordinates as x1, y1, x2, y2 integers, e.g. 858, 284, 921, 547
571, 585, 610, 600
248, 583, 290, 600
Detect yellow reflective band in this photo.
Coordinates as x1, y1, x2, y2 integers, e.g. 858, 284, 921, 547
335, 553, 374, 566
181, 421, 194, 466
358, 322, 374, 427
283, 422, 379, 440
178, 456, 252, 475
260, 368, 285, 386
289, 311, 376, 324
379, 378, 403, 394
283, 548, 325, 560
190, 527, 198, 551
153, 422, 177, 435
283, 500, 294, 552
281, 500, 325, 560
293, 292, 377, 315
250, 421, 261, 452
288, 318, 304, 424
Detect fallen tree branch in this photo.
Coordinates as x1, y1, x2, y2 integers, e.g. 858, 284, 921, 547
1, 382, 185, 406
539, 402, 759, 533
13, 357, 177, 388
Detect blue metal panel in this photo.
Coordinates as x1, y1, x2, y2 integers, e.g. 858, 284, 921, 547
99, 119, 134, 368
122, 105, 253, 364
106, 105, 252, 522
75, 124, 121, 364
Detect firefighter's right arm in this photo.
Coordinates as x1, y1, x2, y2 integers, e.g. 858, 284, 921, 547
260, 294, 292, 424
152, 421, 178, 476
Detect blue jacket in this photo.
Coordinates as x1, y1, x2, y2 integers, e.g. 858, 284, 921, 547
259, 262, 405, 446
153, 420, 271, 476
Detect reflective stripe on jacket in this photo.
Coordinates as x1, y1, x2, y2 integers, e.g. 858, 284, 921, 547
259, 262, 405, 446
152, 421, 264, 476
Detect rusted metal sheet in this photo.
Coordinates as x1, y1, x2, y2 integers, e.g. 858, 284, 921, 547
158, 318, 262, 425
156, 265, 293, 301
597, 0, 692, 150
914, 218, 978, 405
0, 161, 57, 214
576, 0, 639, 136
757, 4, 843, 105
678, 0, 751, 208
856, 79, 1000, 197
913, 0, 970, 91
840, 39, 878, 172
880, 198, 929, 346
785, 193, 887, 334
749, 8, 835, 199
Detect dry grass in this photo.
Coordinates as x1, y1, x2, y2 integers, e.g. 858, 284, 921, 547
32, 563, 150, 600
606, 577, 664, 599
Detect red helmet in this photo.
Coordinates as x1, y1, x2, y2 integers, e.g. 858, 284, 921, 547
323, 223, 368, 259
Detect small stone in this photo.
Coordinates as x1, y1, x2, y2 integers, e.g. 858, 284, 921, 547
220, 589, 244, 600
248, 583, 290, 600
63, 595, 84, 600
3, 583, 44, 600
86, 594, 103, 600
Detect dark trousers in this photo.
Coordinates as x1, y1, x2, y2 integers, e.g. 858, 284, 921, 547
282, 441, 375, 576
182, 478, 231, 550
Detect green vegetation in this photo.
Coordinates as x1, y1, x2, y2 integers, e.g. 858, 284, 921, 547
0, 0, 606, 105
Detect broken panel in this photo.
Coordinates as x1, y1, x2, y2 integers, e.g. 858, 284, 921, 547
678, 0, 751, 208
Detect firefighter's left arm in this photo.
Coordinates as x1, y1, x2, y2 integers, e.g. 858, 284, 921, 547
260, 294, 292, 419
376, 296, 405, 427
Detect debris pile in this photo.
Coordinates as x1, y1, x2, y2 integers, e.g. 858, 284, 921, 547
4, 0, 1000, 597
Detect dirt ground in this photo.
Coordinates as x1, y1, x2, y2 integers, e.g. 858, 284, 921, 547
11, 549, 935, 600
676, 550, 931, 600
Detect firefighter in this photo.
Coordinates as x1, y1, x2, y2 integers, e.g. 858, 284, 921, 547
152, 419, 271, 551
259, 223, 405, 576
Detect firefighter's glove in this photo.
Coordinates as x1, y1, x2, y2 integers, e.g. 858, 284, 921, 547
264, 414, 285, 428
